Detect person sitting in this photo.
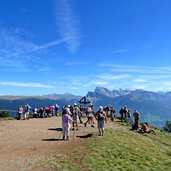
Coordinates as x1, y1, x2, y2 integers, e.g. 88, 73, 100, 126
140, 122, 155, 134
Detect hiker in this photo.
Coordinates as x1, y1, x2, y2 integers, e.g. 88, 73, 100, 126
104, 105, 115, 122
109, 105, 115, 121
62, 109, 73, 140
52, 105, 55, 116
139, 122, 155, 134
65, 105, 72, 115
119, 107, 124, 122
48, 105, 53, 116
127, 109, 132, 125
133, 109, 140, 124
55, 104, 59, 116
123, 106, 128, 121
130, 109, 140, 130
44, 106, 50, 117
32, 107, 38, 118
24, 104, 31, 120
84, 103, 95, 128
38, 107, 44, 118
94, 106, 106, 136
105, 106, 110, 122
17, 105, 23, 120
71, 103, 80, 130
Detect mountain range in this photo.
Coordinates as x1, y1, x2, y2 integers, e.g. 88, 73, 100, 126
0, 86, 170, 127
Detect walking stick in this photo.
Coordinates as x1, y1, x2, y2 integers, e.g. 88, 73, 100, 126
72, 128, 76, 141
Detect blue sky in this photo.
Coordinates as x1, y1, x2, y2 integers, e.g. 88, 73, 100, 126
0, 0, 171, 96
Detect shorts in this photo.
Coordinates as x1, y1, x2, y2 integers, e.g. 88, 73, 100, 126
98, 120, 105, 129
73, 115, 79, 122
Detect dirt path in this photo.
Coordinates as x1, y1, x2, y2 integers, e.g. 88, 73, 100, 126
0, 117, 121, 171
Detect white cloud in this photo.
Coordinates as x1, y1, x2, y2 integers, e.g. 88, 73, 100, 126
0, 82, 54, 88
54, 0, 81, 53
32, 39, 64, 52
132, 86, 146, 90
93, 82, 107, 86
99, 64, 171, 75
69, 86, 79, 90
161, 81, 171, 86
97, 73, 130, 80
133, 79, 148, 83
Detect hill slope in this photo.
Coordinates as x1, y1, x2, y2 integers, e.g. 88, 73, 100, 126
30, 118, 171, 171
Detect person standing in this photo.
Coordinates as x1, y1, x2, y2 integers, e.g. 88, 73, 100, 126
94, 106, 106, 136
109, 105, 115, 121
119, 107, 124, 122
84, 104, 95, 128
72, 103, 80, 130
33, 107, 38, 118
62, 109, 73, 140
55, 104, 59, 116
133, 109, 140, 130
133, 110, 140, 124
123, 106, 128, 121
25, 104, 31, 120
18, 105, 23, 120
127, 109, 132, 125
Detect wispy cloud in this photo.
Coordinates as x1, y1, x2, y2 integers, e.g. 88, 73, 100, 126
161, 81, 171, 86
133, 79, 148, 83
97, 73, 130, 80
132, 85, 146, 90
0, 82, 54, 88
54, 0, 81, 53
99, 64, 171, 75
92, 81, 107, 86
0, 28, 64, 70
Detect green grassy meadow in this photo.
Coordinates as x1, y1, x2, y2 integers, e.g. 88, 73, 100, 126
36, 122, 171, 171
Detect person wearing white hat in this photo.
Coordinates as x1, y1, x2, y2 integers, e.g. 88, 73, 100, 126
72, 103, 80, 130
95, 106, 106, 136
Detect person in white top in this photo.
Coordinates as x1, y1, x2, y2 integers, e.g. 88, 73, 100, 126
84, 104, 95, 128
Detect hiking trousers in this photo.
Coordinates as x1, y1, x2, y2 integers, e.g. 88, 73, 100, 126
62, 122, 71, 139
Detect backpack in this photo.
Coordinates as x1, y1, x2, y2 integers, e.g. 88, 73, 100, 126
123, 108, 128, 113
73, 107, 79, 116
98, 112, 104, 121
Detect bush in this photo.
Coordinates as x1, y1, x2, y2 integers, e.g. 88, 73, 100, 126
0, 111, 9, 118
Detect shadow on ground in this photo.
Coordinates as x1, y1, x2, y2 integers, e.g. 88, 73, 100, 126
41, 138, 63, 141
48, 128, 62, 131
76, 134, 93, 139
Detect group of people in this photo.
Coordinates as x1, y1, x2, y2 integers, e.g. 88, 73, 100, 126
17, 102, 155, 140
17, 104, 31, 120
119, 106, 155, 134
61, 103, 112, 140
17, 104, 60, 120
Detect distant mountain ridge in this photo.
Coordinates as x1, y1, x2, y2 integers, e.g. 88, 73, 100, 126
86, 87, 171, 127
0, 86, 171, 127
